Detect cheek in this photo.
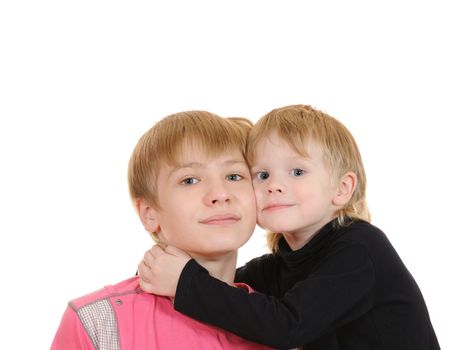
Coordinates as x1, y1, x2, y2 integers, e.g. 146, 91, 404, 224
253, 186, 266, 209
247, 207, 257, 228
157, 206, 190, 241
256, 212, 264, 226
239, 192, 257, 223
246, 191, 257, 212
160, 221, 190, 248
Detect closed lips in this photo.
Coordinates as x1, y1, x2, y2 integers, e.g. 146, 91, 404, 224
199, 214, 240, 224
263, 203, 294, 211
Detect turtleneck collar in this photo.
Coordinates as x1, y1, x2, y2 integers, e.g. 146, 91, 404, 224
276, 219, 345, 270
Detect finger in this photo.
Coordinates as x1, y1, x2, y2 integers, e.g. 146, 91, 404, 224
150, 244, 167, 258
137, 259, 147, 274
137, 260, 153, 280
157, 241, 167, 250
143, 249, 156, 267
138, 258, 151, 275
150, 243, 166, 253
138, 278, 156, 294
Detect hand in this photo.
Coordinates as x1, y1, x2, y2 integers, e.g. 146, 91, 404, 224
138, 244, 191, 298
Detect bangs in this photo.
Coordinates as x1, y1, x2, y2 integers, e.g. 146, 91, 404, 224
157, 112, 248, 166
247, 106, 317, 164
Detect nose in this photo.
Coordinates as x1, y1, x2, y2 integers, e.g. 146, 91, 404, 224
266, 177, 285, 194
204, 181, 231, 206
267, 186, 283, 194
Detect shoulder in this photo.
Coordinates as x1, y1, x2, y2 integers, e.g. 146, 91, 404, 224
69, 276, 142, 311
338, 220, 390, 247
343, 219, 384, 235
52, 277, 143, 349
58, 276, 156, 350
335, 220, 403, 269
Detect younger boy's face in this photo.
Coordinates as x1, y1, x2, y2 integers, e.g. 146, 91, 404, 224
152, 144, 256, 259
250, 132, 339, 238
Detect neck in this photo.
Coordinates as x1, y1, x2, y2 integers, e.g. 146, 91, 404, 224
191, 251, 238, 285
282, 215, 337, 251
283, 230, 318, 251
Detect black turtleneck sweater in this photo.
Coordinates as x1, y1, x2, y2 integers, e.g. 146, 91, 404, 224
174, 220, 440, 349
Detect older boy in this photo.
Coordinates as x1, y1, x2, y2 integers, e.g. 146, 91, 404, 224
51, 111, 273, 349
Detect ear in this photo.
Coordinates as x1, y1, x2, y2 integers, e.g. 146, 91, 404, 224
333, 172, 357, 206
135, 198, 160, 233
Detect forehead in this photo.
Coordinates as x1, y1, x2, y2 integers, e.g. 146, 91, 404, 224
166, 141, 246, 168
254, 132, 322, 158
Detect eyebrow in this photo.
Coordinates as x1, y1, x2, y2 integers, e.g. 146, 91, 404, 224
169, 159, 248, 177
251, 156, 311, 167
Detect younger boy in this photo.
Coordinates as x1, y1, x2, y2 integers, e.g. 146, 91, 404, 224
51, 111, 273, 349
139, 105, 440, 349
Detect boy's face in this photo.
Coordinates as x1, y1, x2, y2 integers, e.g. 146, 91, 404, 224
151, 144, 256, 259
250, 132, 338, 238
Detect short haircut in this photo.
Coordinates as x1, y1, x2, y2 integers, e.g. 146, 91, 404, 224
128, 111, 252, 209
247, 104, 370, 252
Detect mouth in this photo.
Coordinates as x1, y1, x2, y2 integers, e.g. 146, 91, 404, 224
262, 203, 294, 212
199, 214, 240, 226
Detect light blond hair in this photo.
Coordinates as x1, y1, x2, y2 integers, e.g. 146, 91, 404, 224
128, 111, 252, 211
247, 105, 370, 252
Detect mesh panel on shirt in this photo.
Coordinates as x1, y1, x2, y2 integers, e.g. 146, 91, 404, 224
76, 299, 120, 350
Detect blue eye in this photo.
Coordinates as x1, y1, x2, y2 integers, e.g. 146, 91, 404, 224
181, 177, 199, 185
255, 171, 269, 181
227, 174, 243, 181
290, 168, 305, 176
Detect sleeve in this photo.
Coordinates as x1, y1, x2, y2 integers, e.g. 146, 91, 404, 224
174, 241, 375, 349
50, 306, 95, 350
235, 254, 274, 294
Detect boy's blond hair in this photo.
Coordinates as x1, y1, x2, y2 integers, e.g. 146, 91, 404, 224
247, 105, 371, 252
128, 111, 252, 211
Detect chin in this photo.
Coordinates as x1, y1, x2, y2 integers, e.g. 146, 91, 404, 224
194, 249, 238, 260
261, 221, 289, 233
193, 241, 241, 256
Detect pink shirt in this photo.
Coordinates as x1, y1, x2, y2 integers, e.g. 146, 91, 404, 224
51, 276, 273, 350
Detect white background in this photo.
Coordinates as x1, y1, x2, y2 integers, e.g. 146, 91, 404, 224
1, 1, 460, 349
